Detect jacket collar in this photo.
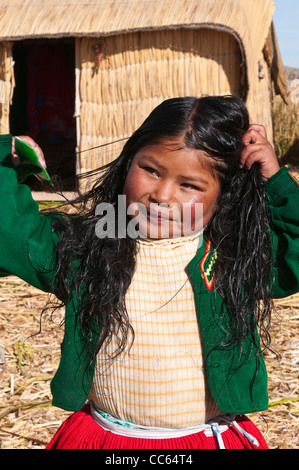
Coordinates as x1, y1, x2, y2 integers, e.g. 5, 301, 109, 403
187, 234, 217, 292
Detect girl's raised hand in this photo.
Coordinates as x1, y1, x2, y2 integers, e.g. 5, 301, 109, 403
11, 136, 46, 168
240, 124, 280, 180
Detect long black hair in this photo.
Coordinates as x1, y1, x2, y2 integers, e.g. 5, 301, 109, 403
50, 95, 274, 365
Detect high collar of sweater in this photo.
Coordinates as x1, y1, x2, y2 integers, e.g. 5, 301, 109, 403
136, 229, 204, 249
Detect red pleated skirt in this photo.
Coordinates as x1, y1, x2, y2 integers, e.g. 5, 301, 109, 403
46, 405, 268, 449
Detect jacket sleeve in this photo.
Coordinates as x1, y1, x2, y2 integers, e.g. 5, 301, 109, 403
0, 134, 59, 293
264, 165, 299, 298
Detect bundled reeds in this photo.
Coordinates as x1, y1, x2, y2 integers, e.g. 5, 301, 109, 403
77, 28, 243, 174
273, 95, 299, 171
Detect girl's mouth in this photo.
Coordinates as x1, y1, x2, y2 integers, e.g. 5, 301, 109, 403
146, 206, 174, 223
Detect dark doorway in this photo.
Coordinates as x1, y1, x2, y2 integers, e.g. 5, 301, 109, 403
10, 38, 77, 191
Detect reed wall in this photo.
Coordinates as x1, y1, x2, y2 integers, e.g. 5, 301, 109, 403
76, 28, 243, 176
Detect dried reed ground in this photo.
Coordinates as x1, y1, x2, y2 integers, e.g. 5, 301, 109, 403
0, 276, 298, 449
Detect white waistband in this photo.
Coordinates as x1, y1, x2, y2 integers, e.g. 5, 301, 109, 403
89, 403, 260, 448
90, 403, 233, 440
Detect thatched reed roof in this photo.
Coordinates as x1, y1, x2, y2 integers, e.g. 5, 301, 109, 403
0, 0, 287, 97
0, 0, 288, 104
0, 1, 273, 47
0, 0, 286, 95
0, 1, 287, 87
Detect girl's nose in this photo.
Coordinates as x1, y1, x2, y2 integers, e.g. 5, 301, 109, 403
150, 181, 175, 205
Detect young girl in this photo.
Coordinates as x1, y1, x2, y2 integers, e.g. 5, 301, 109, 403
1, 95, 299, 449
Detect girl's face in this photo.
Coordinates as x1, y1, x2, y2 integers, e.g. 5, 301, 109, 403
123, 139, 220, 238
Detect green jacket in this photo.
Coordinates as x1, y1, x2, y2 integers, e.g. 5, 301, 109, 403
1, 134, 299, 415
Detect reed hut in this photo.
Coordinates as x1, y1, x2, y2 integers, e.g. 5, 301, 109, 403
0, 0, 288, 193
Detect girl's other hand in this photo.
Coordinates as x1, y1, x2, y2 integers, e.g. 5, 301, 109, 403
11, 136, 47, 168
240, 124, 280, 180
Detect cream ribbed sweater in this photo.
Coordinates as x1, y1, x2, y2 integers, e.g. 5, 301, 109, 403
89, 233, 220, 428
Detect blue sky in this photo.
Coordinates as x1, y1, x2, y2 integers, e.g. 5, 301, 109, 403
273, 0, 299, 68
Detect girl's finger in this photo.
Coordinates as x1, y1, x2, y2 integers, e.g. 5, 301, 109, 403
240, 145, 280, 178
12, 136, 47, 168
241, 149, 264, 170
239, 142, 263, 167
11, 153, 21, 166
242, 126, 267, 145
247, 124, 267, 139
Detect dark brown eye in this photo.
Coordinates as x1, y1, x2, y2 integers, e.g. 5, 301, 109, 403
181, 183, 200, 190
